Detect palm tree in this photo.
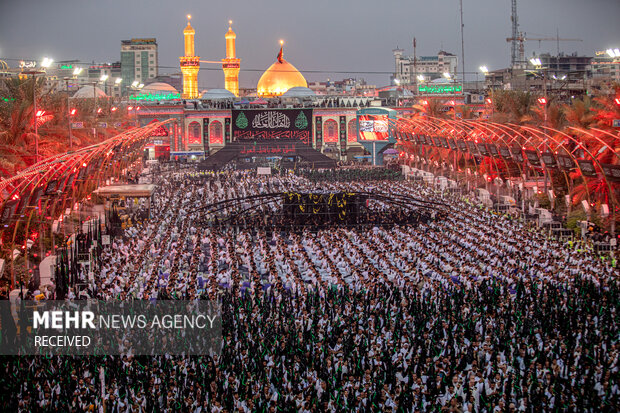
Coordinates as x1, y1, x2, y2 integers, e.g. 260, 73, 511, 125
0, 77, 45, 176
489, 90, 536, 124
563, 96, 596, 128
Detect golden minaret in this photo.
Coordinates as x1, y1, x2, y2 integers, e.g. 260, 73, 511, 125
221, 20, 241, 97
180, 14, 200, 99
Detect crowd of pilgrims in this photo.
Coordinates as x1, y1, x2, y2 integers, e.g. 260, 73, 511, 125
1, 169, 618, 412
300, 168, 403, 183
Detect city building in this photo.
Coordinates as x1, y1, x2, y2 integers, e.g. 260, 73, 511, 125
591, 50, 620, 83
121, 38, 158, 95
483, 52, 592, 99
308, 78, 376, 96
87, 62, 122, 98
222, 21, 241, 97
145, 74, 183, 95
179, 15, 200, 99
392, 48, 458, 86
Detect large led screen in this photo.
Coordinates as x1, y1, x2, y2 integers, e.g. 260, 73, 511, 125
357, 115, 390, 141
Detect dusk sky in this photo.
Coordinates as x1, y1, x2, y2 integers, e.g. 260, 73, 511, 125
1, 0, 618, 89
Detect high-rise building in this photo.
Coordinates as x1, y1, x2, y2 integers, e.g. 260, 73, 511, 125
121, 38, 158, 95
392, 48, 458, 85
180, 15, 200, 99
222, 21, 241, 97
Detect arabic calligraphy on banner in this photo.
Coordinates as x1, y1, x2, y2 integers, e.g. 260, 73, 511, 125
239, 144, 297, 155
252, 111, 290, 128
232, 109, 313, 145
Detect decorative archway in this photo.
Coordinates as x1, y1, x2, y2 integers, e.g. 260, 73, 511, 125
187, 121, 202, 145
209, 121, 223, 145
324, 119, 338, 143
347, 119, 358, 143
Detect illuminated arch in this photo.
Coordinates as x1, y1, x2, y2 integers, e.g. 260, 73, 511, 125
347, 119, 358, 143
209, 121, 223, 145
187, 121, 202, 145
324, 119, 338, 143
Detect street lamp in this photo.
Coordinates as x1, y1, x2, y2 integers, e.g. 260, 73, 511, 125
530, 58, 542, 67
100, 74, 109, 95
479, 66, 489, 92
606, 48, 620, 58
443, 72, 451, 79
41, 57, 54, 68
114, 78, 122, 98
73, 67, 83, 76
64, 77, 74, 150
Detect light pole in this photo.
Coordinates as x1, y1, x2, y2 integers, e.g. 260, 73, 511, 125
114, 77, 122, 99
100, 74, 109, 98
64, 77, 73, 150
530, 58, 547, 125
479, 66, 489, 93
65, 67, 83, 151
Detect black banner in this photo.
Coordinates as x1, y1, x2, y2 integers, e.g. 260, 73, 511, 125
557, 155, 575, 170
477, 143, 490, 157
203, 118, 209, 154
339, 116, 347, 153
541, 151, 557, 169
225, 118, 231, 144
232, 109, 313, 145
498, 145, 512, 159
524, 150, 541, 167
0, 200, 19, 224
488, 144, 500, 158
577, 159, 597, 177
448, 138, 457, 150
467, 141, 479, 154
315, 116, 322, 149
511, 146, 524, 163
45, 179, 59, 195
439, 136, 449, 149
238, 142, 298, 156
601, 163, 620, 182
457, 139, 468, 152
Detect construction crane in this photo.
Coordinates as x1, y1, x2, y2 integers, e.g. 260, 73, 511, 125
509, 0, 582, 67
506, 31, 583, 67
510, 0, 519, 68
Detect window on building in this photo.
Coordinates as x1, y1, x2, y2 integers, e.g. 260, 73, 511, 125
209, 121, 223, 144
347, 119, 358, 143
187, 121, 201, 145
324, 119, 338, 143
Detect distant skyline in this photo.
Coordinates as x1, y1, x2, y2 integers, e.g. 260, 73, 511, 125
0, 0, 618, 89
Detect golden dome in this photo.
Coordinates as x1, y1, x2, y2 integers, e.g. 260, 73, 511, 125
257, 45, 307, 97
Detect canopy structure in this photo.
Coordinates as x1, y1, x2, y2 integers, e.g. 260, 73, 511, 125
93, 184, 156, 198
390, 114, 620, 235
0, 119, 176, 288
